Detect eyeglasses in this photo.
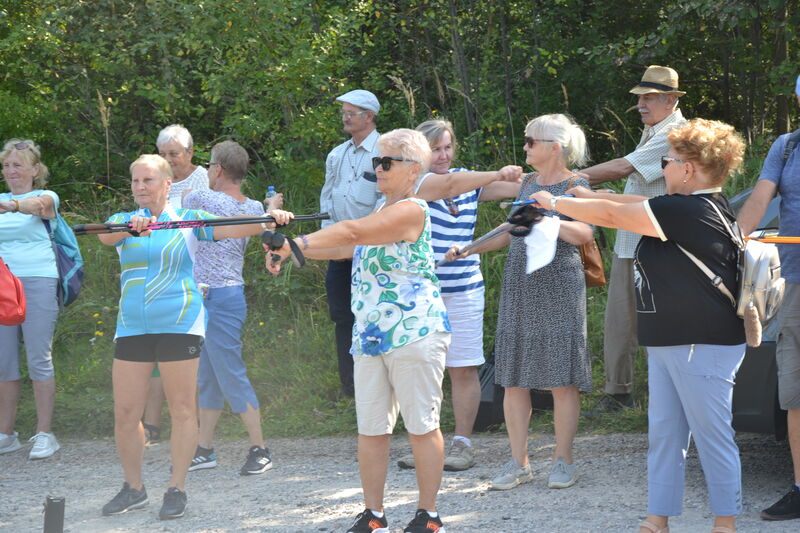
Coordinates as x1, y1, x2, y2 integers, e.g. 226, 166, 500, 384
660, 156, 685, 169
13, 142, 31, 151
342, 110, 368, 119
208, 161, 220, 168
372, 156, 417, 171
524, 137, 555, 148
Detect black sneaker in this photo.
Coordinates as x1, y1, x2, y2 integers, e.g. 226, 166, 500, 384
188, 446, 217, 471
240, 445, 273, 476
102, 482, 148, 516
761, 485, 800, 520
158, 487, 187, 520
404, 509, 445, 533
347, 509, 389, 533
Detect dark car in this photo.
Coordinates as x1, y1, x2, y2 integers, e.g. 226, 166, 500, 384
728, 188, 786, 438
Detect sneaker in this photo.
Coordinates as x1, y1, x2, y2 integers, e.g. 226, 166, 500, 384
761, 485, 800, 520
28, 432, 60, 459
548, 457, 577, 489
584, 393, 634, 417
489, 458, 533, 490
346, 508, 389, 533
403, 509, 446, 533
188, 446, 217, 471
397, 452, 415, 469
443, 440, 476, 471
240, 445, 273, 475
0, 431, 22, 454
158, 487, 187, 520
102, 482, 148, 516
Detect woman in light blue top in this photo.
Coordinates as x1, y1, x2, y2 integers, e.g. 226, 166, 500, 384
268, 129, 452, 533
0, 139, 62, 460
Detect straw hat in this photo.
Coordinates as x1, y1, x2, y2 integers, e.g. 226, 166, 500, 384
629, 65, 686, 96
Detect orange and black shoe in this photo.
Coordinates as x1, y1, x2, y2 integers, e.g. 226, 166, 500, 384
403, 509, 446, 533
346, 508, 389, 533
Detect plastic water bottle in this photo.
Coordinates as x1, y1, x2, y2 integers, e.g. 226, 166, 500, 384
265, 186, 277, 201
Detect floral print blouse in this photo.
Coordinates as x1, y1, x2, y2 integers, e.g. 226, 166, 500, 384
350, 198, 450, 356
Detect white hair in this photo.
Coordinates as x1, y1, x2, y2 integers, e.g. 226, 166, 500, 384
156, 124, 194, 150
525, 114, 590, 168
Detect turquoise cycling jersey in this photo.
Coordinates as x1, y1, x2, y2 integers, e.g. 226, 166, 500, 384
106, 205, 217, 339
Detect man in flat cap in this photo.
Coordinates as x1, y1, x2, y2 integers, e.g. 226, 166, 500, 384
576, 65, 687, 414
739, 74, 800, 522
319, 89, 384, 397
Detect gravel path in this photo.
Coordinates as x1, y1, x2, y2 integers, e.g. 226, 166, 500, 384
0, 432, 796, 532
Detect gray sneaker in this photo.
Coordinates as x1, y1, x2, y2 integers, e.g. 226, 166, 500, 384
548, 457, 577, 488
397, 453, 415, 469
0, 431, 21, 455
443, 440, 476, 471
490, 458, 533, 490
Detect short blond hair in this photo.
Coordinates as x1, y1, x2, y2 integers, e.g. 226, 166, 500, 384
524, 114, 589, 168
377, 128, 432, 174
667, 119, 745, 185
129, 154, 174, 180
416, 119, 457, 155
0, 139, 49, 188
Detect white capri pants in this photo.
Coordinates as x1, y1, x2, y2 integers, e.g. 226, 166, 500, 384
441, 287, 485, 368
646, 343, 746, 517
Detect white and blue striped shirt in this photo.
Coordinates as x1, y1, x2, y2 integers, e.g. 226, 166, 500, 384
420, 168, 484, 294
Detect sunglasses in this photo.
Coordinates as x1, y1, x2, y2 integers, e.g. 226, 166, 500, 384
444, 198, 460, 216
372, 156, 417, 171
660, 156, 685, 169
524, 137, 555, 148
13, 142, 31, 150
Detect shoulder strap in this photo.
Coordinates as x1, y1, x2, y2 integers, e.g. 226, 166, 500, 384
782, 128, 800, 163
699, 196, 744, 250
675, 243, 737, 307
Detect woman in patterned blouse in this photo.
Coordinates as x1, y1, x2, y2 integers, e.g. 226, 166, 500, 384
268, 129, 451, 533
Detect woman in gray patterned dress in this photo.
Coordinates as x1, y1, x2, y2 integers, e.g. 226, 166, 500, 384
446, 114, 593, 491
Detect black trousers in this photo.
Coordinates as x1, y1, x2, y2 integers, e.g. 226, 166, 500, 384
325, 260, 355, 393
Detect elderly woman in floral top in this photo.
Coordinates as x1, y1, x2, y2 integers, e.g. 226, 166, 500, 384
268, 128, 451, 533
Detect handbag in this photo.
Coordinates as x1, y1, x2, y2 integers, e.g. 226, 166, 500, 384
0, 256, 26, 326
42, 213, 84, 308
567, 176, 606, 287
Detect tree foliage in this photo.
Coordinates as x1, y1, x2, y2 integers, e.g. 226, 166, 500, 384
0, 0, 797, 203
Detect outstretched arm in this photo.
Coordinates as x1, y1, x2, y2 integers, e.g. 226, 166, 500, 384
416, 165, 522, 202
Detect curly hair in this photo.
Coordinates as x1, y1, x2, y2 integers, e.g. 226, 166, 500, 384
667, 118, 745, 185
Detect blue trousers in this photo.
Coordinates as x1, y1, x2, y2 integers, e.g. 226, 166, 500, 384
197, 286, 259, 413
646, 343, 745, 517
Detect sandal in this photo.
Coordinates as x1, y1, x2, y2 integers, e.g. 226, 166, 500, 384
143, 423, 160, 445
640, 521, 669, 533
711, 527, 735, 533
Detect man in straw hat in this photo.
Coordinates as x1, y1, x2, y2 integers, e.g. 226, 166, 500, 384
320, 89, 384, 398
577, 65, 687, 414
738, 74, 800, 522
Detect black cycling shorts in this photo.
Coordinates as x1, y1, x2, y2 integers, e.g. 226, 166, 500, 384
114, 334, 203, 363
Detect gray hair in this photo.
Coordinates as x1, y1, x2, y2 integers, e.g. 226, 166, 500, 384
156, 124, 194, 150
524, 114, 590, 168
210, 141, 249, 182
0, 139, 49, 188
416, 119, 457, 153
377, 129, 432, 176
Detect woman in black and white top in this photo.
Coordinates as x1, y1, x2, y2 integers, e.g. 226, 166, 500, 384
530, 118, 746, 533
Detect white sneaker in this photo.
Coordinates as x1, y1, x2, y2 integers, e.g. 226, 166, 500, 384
28, 432, 60, 459
0, 431, 22, 454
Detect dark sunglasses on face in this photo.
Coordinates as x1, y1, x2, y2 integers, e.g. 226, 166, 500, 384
524, 136, 555, 148
660, 156, 685, 170
372, 156, 417, 171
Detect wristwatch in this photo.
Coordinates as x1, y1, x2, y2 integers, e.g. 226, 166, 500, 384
549, 196, 559, 211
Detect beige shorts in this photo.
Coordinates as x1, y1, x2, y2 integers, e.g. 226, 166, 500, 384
353, 331, 450, 436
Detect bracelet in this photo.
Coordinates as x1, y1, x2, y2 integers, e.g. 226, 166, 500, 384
11, 199, 20, 212
299, 234, 309, 250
